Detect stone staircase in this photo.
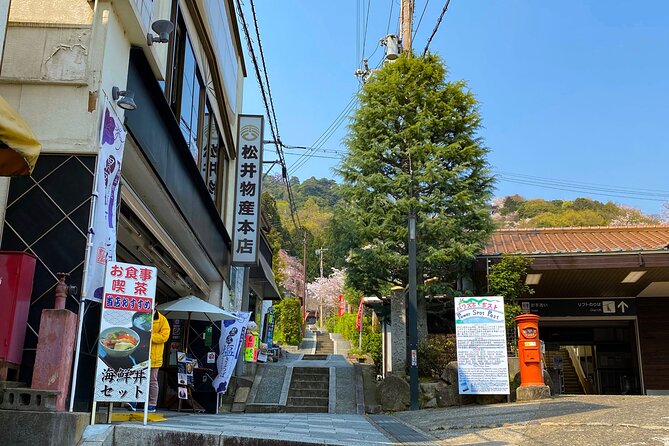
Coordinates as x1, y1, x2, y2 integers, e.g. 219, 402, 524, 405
315, 333, 334, 355
559, 349, 585, 394
285, 367, 329, 413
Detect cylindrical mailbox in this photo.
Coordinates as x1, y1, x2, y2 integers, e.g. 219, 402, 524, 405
515, 313, 545, 387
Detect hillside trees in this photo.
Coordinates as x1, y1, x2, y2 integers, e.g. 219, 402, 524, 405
337, 53, 495, 339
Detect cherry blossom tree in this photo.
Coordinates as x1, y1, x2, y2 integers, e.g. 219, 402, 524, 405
307, 269, 345, 319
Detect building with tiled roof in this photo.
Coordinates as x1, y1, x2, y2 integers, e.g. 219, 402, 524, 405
474, 225, 669, 396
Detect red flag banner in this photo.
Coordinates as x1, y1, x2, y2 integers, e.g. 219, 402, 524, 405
356, 296, 364, 331
338, 294, 345, 316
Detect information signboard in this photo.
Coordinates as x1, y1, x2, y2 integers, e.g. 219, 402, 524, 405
454, 296, 510, 395
520, 298, 636, 317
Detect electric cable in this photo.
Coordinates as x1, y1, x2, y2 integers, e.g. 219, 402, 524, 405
422, 0, 451, 56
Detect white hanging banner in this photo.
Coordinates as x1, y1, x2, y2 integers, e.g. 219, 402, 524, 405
454, 296, 510, 395
232, 115, 263, 264
83, 98, 126, 301
212, 311, 251, 393
93, 261, 157, 403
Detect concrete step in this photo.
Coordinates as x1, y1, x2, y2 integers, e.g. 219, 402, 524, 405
245, 403, 285, 413
287, 396, 329, 407
288, 388, 329, 398
293, 367, 329, 374
291, 375, 329, 384
285, 405, 329, 413
302, 354, 329, 360
290, 381, 329, 391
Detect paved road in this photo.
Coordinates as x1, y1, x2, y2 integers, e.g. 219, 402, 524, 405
116, 413, 396, 445
395, 395, 669, 445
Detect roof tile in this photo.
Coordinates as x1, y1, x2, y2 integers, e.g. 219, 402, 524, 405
482, 225, 669, 255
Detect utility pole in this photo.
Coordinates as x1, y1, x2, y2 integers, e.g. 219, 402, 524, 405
400, 0, 414, 53
315, 248, 328, 327
401, 0, 418, 411
302, 231, 307, 323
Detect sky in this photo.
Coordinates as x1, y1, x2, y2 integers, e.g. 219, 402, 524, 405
240, 1, 669, 216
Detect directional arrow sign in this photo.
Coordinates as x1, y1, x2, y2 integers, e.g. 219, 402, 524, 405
617, 301, 629, 313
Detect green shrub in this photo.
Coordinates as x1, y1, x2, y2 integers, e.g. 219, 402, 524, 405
327, 313, 382, 370
273, 297, 303, 346
417, 334, 456, 378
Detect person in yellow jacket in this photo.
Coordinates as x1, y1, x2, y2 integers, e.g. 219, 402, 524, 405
148, 310, 170, 412
126, 310, 170, 413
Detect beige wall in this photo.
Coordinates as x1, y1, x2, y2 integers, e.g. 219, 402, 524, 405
9, 0, 94, 25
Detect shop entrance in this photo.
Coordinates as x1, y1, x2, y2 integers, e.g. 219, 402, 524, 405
540, 319, 641, 395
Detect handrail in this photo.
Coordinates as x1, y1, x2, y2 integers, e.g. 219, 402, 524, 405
565, 346, 590, 394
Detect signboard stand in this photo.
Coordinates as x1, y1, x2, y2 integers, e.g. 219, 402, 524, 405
454, 296, 510, 396
91, 261, 157, 426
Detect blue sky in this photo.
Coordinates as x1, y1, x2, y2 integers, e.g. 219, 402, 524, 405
241, 1, 669, 216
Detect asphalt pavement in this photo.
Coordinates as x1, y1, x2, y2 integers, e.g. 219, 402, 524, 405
394, 394, 669, 446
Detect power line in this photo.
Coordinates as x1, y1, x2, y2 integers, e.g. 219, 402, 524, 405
422, 0, 451, 56
288, 94, 360, 174
495, 172, 669, 203
237, 0, 301, 228
412, 0, 430, 42
361, 0, 372, 62
386, 0, 395, 35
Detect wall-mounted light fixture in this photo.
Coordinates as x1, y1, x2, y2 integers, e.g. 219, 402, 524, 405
147, 19, 175, 46
112, 86, 137, 110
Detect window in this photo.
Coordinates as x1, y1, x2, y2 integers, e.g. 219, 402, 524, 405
164, 7, 228, 211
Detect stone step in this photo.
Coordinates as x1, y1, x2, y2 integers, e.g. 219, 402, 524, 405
302, 354, 329, 361
287, 396, 329, 407
291, 375, 329, 384
290, 380, 329, 391
285, 405, 329, 413
288, 388, 329, 398
245, 403, 285, 413
292, 367, 329, 376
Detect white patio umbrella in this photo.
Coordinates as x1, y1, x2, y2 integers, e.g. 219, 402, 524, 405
156, 295, 239, 348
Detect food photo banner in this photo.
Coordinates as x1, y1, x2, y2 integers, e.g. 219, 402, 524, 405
93, 261, 157, 403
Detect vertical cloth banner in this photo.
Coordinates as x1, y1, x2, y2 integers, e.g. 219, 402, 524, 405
356, 296, 364, 331
213, 312, 251, 393
83, 99, 126, 301
454, 296, 510, 395
93, 261, 157, 403
338, 294, 345, 316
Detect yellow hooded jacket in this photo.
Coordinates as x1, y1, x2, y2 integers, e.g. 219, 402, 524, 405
150, 312, 170, 368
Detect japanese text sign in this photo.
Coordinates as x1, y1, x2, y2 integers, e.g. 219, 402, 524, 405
454, 296, 510, 395
232, 115, 264, 264
93, 261, 157, 403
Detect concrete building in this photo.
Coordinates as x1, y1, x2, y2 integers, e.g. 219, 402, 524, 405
0, 0, 278, 409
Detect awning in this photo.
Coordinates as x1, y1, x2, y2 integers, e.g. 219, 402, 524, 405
250, 254, 281, 300
0, 95, 41, 176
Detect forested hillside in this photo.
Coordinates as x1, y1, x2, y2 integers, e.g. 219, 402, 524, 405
262, 174, 665, 294
492, 195, 661, 228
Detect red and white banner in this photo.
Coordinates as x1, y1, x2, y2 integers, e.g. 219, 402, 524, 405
355, 296, 364, 331
338, 294, 345, 316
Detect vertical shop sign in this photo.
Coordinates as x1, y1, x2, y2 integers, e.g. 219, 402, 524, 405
93, 261, 157, 403
232, 115, 264, 264
83, 98, 126, 301
454, 296, 510, 395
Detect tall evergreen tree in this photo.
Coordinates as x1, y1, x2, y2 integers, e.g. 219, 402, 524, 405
337, 54, 494, 337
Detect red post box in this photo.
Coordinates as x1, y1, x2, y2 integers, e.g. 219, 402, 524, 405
0, 251, 37, 380
515, 313, 544, 387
